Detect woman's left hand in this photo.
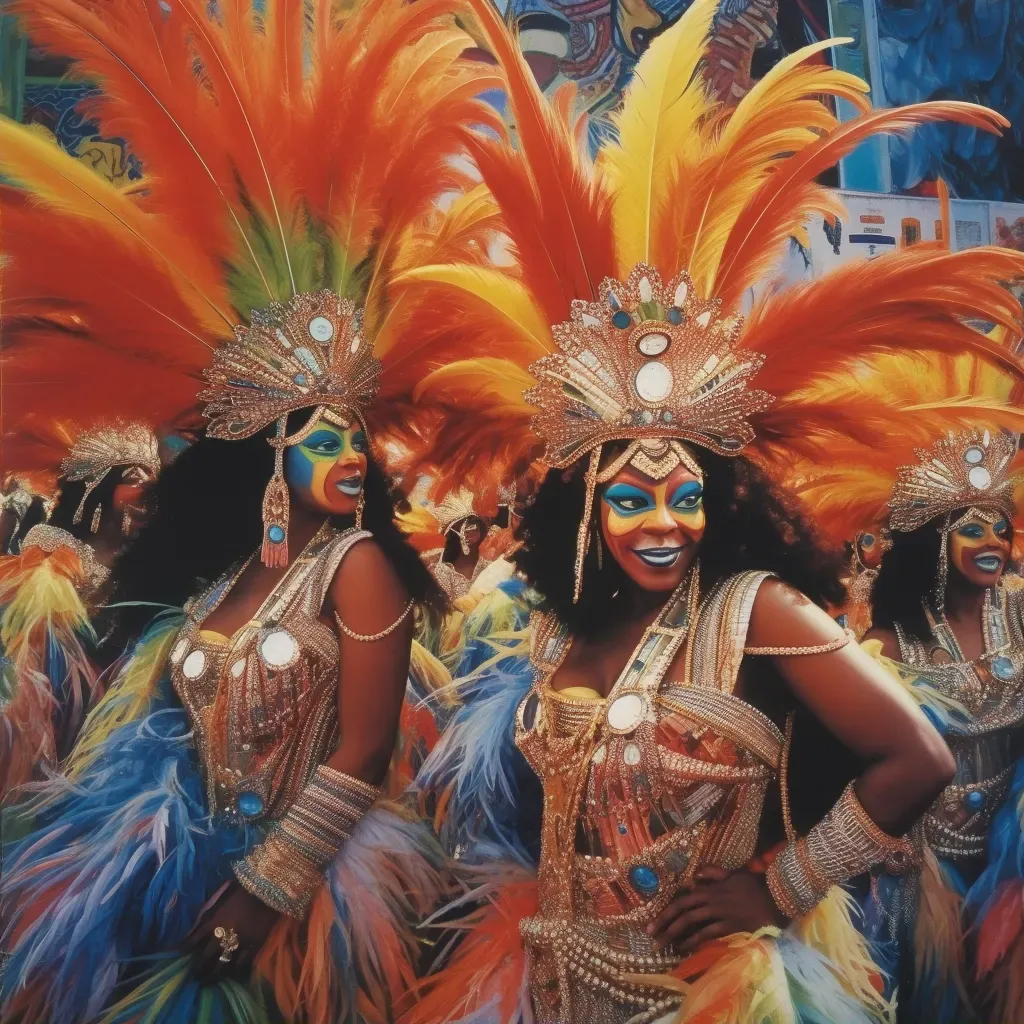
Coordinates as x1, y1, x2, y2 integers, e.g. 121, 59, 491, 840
184, 881, 281, 982
648, 867, 787, 953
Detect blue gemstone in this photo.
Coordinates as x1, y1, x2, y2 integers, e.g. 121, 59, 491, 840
666, 307, 683, 325
238, 792, 264, 818
964, 789, 985, 812
629, 865, 660, 895
612, 310, 632, 330
991, 656, 1015, 681
293, 373, 308, 386
268, 525, 285, 544
617, 823, 628, 835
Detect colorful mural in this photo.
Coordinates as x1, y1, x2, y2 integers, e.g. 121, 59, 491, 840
870, 0, 1024, 202
499, 0, 834, 143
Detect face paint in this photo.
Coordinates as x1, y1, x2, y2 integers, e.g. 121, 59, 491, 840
599, 462, 705, 592
948, 511, 1012, 589
284, 417, 368, 516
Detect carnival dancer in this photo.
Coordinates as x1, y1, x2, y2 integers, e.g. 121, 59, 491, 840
0, 419, 160, 797
0, 0, 501, 1020
423, 487, 496, 603
787, 339, 1024, 1022
389, 0, 1024, 1019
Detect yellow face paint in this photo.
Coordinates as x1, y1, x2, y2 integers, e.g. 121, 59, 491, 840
949, 511, 1011, 588
598, 463, 705, 592
284, 417, 368, 516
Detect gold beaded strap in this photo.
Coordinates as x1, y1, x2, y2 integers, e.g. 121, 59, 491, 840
765, 781, 917, 920
334, 599, 413, 642
233, 766, 379, 918
744, 628, 853, 657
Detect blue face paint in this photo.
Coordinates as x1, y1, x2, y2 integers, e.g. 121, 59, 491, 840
284, 443, 315, 490
957, 522, 985, 540
603, 483, 655, 516
995, 518, 1011, 538
669, 481, 703, 512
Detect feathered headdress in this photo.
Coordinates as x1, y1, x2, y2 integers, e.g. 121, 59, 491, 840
0, 0, 501, 566
392, 0, 1024, 598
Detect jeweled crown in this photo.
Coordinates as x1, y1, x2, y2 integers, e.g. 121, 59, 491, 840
428, 486, 480, 534
61, 421, 160, 483
525, 264, 773, 468
201, 290, 382, 439
888, 429, 1020, 533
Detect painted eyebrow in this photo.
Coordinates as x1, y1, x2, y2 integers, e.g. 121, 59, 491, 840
302, 429, 342, 446
669, 481, 704, 503
603, 483, 653, 500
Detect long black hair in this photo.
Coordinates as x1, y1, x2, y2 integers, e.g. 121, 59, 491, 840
107, 409, 445, 648
515, 447, 846, 639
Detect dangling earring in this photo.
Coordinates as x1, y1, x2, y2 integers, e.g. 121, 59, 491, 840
122, 505, 133, 536
355, 488, 365, 530
594, 522, 603, 570
262, 417, 290, 569
459, 524, 471, 556
90, 503, 103, 534
933, 518, 952, 615
573, 446, 602, 604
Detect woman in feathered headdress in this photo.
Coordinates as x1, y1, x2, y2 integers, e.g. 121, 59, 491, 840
391, 0, 1024, 1020
0, 418, 161, 798
0, 0, 502, 1021
786, 339, 1024, 1022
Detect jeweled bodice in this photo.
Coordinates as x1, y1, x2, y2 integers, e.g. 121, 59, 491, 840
897, 585, 1024, 865
169, 526, 369, 824
514, 571, 781, 1024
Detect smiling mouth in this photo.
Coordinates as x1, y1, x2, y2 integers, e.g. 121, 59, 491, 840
335, 476, 363, 497
973, 554, 1004, 573
632, 546, 684, 568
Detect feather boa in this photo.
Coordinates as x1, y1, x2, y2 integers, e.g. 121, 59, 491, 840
0, 546, 99, 796
2, 644, 448, 1024
401, 873, 890, 1024
414, 648, 540, 867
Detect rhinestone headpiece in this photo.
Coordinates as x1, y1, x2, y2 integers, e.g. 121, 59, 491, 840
60, 421, 160, 484
200, 290, 382, 441
888, 429, 1019, 533
428, 486, 480, 534
525, 264, 773, 468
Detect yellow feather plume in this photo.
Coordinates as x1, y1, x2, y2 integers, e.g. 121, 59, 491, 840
599, 0, 718, 270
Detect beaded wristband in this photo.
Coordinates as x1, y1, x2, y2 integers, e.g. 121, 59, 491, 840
765, 782, 918, 919
233, 766, 380, 918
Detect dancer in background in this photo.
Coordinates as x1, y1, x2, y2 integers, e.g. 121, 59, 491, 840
390, 0, 1024, 1019
0, 419, 160, 797
791, 344, 1024, 1023
0, 0, 501, 1020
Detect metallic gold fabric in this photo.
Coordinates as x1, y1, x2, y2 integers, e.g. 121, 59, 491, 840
514, 570, 782, 1023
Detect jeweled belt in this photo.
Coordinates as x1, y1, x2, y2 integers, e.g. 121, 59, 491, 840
924, 766, 1013, 862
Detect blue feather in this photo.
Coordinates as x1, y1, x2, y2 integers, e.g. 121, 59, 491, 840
415, 651, 540, 867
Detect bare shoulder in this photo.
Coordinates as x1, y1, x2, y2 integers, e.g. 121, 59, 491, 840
861, 626, 902, 661
330, 536, 409, 613
746, 578, 844, 648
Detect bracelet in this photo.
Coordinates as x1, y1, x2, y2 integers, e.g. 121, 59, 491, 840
334, 599, 413, 642
744, 629, 853, 656
233, 766, 380, 918
765, 781, 917, 919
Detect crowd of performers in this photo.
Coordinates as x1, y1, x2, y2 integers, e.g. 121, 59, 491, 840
3, 0, 1024, 1022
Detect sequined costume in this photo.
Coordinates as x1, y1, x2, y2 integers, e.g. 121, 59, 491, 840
386, 0, 1024, 1016
789, 345, 1024, 1020
0, 0, 500, 1019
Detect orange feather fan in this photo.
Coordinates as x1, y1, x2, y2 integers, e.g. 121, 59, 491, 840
1, 0, 501, 460
390, 0, 1024, 498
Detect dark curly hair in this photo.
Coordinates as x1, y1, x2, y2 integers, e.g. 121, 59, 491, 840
868, 507, 1013, 644
106, 409, 446, 654
514, 446, 846, 639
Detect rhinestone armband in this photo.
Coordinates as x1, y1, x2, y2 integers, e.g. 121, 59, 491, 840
765, 782, 918, 919
233, 766, 379, 918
